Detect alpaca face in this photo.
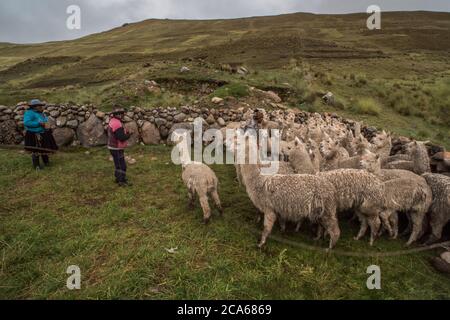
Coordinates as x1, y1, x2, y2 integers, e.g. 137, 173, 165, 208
320, 139, 338, 157
359, 151, 381, 173
372, 131, 390, 148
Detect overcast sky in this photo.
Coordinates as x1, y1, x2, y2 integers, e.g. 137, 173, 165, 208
1, 0, 449, 44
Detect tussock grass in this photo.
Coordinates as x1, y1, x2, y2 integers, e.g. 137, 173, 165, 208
0, 146, 449, 299
351, 98, 382, 116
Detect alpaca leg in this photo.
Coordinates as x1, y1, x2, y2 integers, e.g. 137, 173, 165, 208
367, 216, 381, 246
187, 190, 196, 209
211, 190, 223, 215
279, 218, 287, 233
258, 210, 277, 248
315, 224, 324, 241
295, 218, 305, 233
428, 213, 445, 243
380, 211, 394, 238
406, 211, 425, 246
389, 213, 399, 239
199, 195, 212, 224
355, 214, 368, 241
321, 217, 341, 249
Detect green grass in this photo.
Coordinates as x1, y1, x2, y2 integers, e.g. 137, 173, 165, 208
351, 98, 383, 116
211, 83, 249, 99
0, 146, 449, 299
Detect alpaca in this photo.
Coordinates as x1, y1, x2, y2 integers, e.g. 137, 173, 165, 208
384, 141, 431, 175
370, 131, 392, 158
318, 169, 386, 245
422, 173, 450, 243
288, 137, 316, 174
320, 136, 350, 171
240, 159, 340, 249
380, 178, 432, 246
182, 162, 223, 224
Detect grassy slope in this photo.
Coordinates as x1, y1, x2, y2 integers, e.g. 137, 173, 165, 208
0, 146, 449, 299
0, 12, 449, 147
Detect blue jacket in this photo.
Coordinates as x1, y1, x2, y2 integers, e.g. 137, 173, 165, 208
24, 109, 48, 133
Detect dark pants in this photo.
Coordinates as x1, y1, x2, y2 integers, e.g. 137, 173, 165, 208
32, 154, 49, 168
110, 149, 127, 183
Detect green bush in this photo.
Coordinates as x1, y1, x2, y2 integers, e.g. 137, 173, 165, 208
212, 83, 249, 98
351, 98, 382, 116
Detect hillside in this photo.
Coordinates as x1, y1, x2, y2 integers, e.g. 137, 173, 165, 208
0, 11, 449, 147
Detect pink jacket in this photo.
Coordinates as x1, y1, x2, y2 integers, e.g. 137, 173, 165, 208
108, 118, 129, 150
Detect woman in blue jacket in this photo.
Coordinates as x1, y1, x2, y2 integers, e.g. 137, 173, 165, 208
23, 99, 58, 170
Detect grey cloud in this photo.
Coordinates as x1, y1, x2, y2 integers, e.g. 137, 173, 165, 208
0, 0, 449, 43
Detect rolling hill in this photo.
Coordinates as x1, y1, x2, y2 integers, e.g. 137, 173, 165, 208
0, 11, 449, 147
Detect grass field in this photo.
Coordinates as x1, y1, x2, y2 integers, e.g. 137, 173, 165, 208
1, 146, 449, 300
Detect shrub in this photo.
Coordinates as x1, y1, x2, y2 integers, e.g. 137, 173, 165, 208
212, 83, 249, 98
351, 98, 382, 116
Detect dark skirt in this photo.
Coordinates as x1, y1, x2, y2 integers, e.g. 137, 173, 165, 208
24, 130, 58, 154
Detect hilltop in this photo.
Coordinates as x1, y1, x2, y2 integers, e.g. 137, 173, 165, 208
0, 11, 449, 147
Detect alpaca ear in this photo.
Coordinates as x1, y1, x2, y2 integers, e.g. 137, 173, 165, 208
376, 155, 380, 160
295, 137, 301, 146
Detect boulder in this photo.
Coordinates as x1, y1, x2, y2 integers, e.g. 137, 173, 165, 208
180, 66, 190, 73
50, 110, 60, 118
77, 114, 107, 147
56, 117, 67, 127
212, 97, 224, 104
53, 128, 75, 147
322, 92, 335, 106
206, 114, 216, 125
217, 117, 226, 127
141, 121, 161, 145
124, 121, 140, 147
174, 113, 187, 123
168, 123, 194, 145
155, 118, 167, 127
96, 111, 106, 119
66, 120, 79, 129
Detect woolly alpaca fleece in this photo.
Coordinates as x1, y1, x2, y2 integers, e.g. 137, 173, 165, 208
384, 141, 431, 175
422, 173, 450, 242
318, 169, 385, 245
240, 163, 340, 249
359, 150, 425, 182
381, 178, 432, 246
182, 162, 223, 224
320, 138, 350, 171
370, 131, 392, 158
289, 138, 316, 174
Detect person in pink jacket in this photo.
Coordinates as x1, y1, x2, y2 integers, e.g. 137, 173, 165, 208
108, 107, 132, 187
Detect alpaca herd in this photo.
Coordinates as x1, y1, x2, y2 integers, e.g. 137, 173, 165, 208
181, 109, 450, 249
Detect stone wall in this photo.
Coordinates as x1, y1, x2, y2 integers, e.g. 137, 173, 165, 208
0, 103, 284, 147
